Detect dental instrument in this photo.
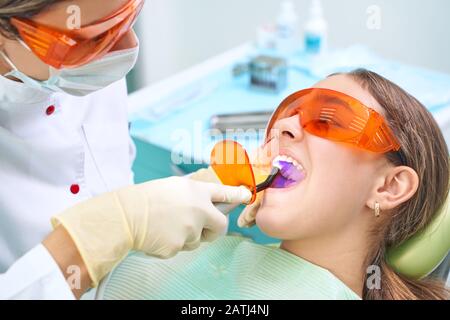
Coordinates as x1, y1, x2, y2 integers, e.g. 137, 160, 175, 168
210, 140, 306, 205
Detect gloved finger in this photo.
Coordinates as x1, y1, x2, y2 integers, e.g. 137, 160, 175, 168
237, 205, 258, 228
182, 235, 202, 251
237, 191, 264, 228
214, 202, 239, 214
147, 241, 183, 259
202, 206, 229, 242
201, 225, 228, 243
207, 184, 252, 204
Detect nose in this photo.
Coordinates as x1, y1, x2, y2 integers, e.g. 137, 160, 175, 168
109, 29, 138, 52
270, 115, 304, 143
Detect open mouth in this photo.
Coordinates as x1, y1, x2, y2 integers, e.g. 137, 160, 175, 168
270, 155, 306, 189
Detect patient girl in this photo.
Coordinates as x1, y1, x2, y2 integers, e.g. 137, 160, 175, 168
98, 69, 449, 300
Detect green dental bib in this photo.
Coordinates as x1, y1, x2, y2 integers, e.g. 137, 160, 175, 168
98, 236, 361, 300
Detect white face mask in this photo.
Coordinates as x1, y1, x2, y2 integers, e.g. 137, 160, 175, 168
0, 40, 139, 97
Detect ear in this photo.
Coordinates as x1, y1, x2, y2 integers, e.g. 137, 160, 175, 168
366, 166, 419, 213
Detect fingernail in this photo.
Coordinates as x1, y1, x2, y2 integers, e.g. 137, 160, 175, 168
237, 216, 245, 228
237, 220, 247, 228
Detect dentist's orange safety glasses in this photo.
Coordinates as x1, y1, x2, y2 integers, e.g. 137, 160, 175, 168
11, 0, 144, 69
266, 88, 401, 153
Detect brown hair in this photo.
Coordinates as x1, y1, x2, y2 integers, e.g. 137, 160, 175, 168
0, 0, 59, 39
341, 69, 449, 300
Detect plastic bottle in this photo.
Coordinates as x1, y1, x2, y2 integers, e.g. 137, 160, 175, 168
256, 23, 277, 51
275, 1, 300, 56
304, 0, 328, 55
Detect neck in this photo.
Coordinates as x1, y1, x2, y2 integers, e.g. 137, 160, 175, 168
280, 217, 372, 298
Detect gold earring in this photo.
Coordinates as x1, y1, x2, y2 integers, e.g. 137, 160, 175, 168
374, 202, 381, 217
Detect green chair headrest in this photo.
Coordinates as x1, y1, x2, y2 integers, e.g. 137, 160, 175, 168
387, 192, 450, 279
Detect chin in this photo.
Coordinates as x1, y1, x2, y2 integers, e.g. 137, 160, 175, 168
255, 207, 294, 239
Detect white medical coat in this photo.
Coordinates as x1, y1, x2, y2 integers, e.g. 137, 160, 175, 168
0, 76, 135, 299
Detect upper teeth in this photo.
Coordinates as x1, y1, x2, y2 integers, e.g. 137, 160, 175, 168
273, 155, 304, 171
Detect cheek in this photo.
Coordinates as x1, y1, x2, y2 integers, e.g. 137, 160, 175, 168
256, 144, 374, 240
311, 141, 374, 207
303, 151, 373, 228
256, 186, 361, 240
6, 41, 50, 81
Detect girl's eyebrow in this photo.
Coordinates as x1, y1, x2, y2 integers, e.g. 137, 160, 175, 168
318, 96, 353, 112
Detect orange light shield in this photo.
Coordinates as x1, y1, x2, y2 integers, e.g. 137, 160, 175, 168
210, 140, 257, 204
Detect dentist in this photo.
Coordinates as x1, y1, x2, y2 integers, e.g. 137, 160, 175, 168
0, 0, 251, 299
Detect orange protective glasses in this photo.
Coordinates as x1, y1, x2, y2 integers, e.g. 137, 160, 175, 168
266, 88, 401, 154
10, 0, 144, 69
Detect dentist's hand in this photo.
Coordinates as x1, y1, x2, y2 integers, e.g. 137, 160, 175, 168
51, 176, 251, 287
238, 191, 263, 228
190, 166, 263, 228
190, 140, 273, 229
189, 166, 250, 214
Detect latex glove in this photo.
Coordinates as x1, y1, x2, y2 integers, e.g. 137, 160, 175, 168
189, 167, 243, 214
237, 191, 263, 228
51, 176, 251, 287
190, 167, 263, 228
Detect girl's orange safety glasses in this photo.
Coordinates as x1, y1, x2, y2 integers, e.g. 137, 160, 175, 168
266, 88, 401, 154
10, 0, 144, 69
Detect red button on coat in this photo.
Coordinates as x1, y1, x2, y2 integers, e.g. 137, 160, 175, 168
70, 184, 80, 194
46, 105, 55, 116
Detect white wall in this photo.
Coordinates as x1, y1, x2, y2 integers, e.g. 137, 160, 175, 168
131, 0, 450, 90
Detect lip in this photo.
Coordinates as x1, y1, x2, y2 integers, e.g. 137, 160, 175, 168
265, 181, 303, 193
273, 148, 306, 172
